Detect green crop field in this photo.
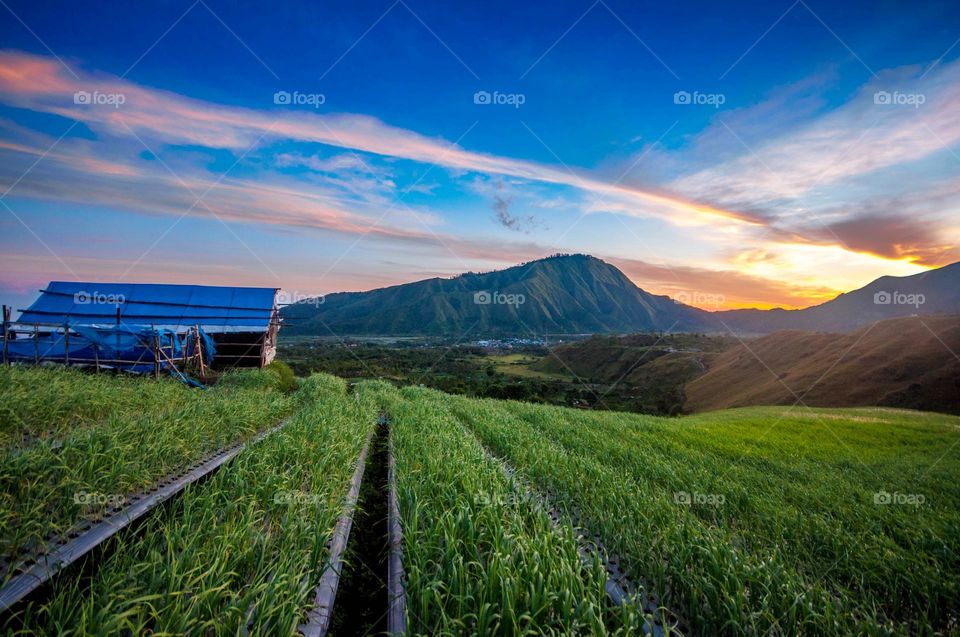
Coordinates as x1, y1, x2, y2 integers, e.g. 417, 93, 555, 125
1, 365, 958, 635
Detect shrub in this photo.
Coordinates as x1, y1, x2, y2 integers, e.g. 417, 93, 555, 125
266, 360, 298, 393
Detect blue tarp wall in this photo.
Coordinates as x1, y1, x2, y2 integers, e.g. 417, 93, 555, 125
4, 324, 215, 375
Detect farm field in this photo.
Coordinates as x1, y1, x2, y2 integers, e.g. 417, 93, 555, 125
0, 366, 299, 580
452, 395, 960, 635
0, 365, 958, 635
11, 374, 379, 634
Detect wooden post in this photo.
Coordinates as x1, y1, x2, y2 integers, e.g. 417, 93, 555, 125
152, 325, 160, 379
2, 305, 8, 366
113, 309, 121, 375
195, 325, 207, 377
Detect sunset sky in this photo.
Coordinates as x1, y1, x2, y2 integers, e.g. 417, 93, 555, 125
1, 0, 958, 313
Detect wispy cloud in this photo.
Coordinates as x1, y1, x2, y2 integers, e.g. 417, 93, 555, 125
0, 50, 761, 228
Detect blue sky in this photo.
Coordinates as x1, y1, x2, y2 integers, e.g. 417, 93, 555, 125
1, 0, 958, 312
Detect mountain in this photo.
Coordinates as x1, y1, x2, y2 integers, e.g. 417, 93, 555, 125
684, 315, 960, 414
714, 262, 960, 334
282, 254, 707, 336
282, 254, 960, 336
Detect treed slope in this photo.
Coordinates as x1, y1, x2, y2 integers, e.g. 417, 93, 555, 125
282, 254, 707, 336
685, 314, 960, 413
532, 333, 731, 382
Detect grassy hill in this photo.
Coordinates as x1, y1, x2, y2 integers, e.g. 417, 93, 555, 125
685, 314, 960, 413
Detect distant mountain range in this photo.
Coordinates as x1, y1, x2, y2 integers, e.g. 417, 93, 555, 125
282, 254, 960, 336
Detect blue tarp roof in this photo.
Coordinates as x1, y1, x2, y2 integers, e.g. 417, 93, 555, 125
17, 282, 277, 333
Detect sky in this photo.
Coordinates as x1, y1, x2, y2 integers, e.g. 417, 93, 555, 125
0, 0, 958, 313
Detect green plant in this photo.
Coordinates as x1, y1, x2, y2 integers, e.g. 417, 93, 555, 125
266, 360, 298, 393
378, 383, 649, 636
453, 395, 960, 635
13, 374, 381, 635
0, 366, 299, 576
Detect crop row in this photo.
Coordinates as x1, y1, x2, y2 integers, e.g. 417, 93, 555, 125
8, 374, 380, 635
0, 365, 185, 450
450, 394, 960, 635
381, 383, 651, 636
0, 367, 300, 575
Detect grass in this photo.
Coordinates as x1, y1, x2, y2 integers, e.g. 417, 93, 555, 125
0, 366, 299, 577
452, 396, 960, 635
379, 383, 652, 636
3, 366, 957, 634
486, 353, 570, 380
0, 365, 184, 450
9, 374, 380, 635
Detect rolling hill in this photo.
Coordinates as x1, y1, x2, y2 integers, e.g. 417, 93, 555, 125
685, 314, 960, 414
283, 254, 960, 336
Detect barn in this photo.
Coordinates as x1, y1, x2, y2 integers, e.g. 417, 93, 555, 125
3, 282, 280, 370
